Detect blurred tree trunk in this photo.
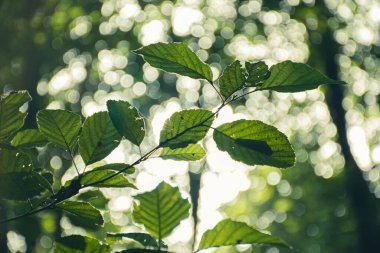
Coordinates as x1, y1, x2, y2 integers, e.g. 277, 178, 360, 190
322, 27, 380, 253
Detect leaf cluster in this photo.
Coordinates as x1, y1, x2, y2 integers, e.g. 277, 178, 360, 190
0, 42, 343, 252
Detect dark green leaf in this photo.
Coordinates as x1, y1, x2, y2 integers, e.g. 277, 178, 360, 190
245, 61, 270, 86
0, 90, 31, 139
219, 61, 245, 99
31, 171, 54, 194
197, 219, 289, 251
11, 129, 48, 148
107, 233, 158, 248
54, 235, 110, 253
57, 201, 103, 226
160, 144, 206, 161
133, 182, 191, 239
213, 120, 295, 168
258, 61, 344, 92
79, 112, 121, 165
81, 169, 136, 188
134, 42, 213, 83
160, 109, 214, 148
107, 100, 145, 146
0, 148, 33, 173
0, 172, 47, 200
37, 109, 81, 151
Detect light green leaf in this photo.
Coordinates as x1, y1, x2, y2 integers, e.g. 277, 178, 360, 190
116, 250, 169, 253
91, 163, 135, 174
37, 109, 81, 151
219, 61, 245, 99
11, 129, 48, 148
160, 144, 205, 161
132, 182, 191, 239
54, 235, 110, 253
79, 112, 121, 165
245, 61, 270, 86
197, 219, 289, 251
57, 201, 103, 226
81, 169, 136, 188
107, 233, 158, 248
213, 120, 295, 168
134, 42, 213, 83
0, 90, 31, 139
107, 100, 145, 146
160, 109, 214, 149
258, 61, 344, 92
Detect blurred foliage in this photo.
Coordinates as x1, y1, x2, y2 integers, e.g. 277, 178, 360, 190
1, 0, 380, 253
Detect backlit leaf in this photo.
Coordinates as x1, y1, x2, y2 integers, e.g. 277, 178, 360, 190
79, 112, 121, 165
197, 219, 289, 251
134, 42, 213, 83
57, 201, 103, 226
11, 129, 48, 148
116, 250, 169, 253
160, 144, 205, 161
132, 182, 191, 239
245, 61, 270, 87
0, 90, 31, 139
80, 170, 136, 188
160, 109, 214, 149
219, 61, 245, 99
258, 61, 344, 92
213, 120, 295, 168
107, 233, 158, 248
90, 163, 135, 174
107, 100, 145, 146
37, 109, 81, 151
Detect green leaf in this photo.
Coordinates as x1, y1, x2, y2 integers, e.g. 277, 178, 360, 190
134, 42, 213, 83
219, 61, 245, 99
31, 171, 54, 194
80, 169, 136, 188
213, 120, 295, 168
160, 109, 214, 149
37, 109, 81, 151
57, 201, 103, 226
107, 233, 158, 248
132, 182, 191, 239
160, 144, 205, 161
245, 61, 270, 86
91, 163, 135, 174
0, 172, 47, 200
0, 90, 31, 139
197, 219, 289, 251
116, 250, 169, 253
258, 61, 344, 92
11, 129, 48, 148
0, 148, 33, 173
107, 100, 145, 146
79, 112, 121, 165
54, 235, 110, 253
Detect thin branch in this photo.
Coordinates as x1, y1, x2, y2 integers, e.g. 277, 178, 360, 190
209, 81, 224, 102
0, 200, 56, 224
1, 99, 229, 223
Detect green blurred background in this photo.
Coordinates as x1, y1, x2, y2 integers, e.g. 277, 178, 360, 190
1, 0, 380, 252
